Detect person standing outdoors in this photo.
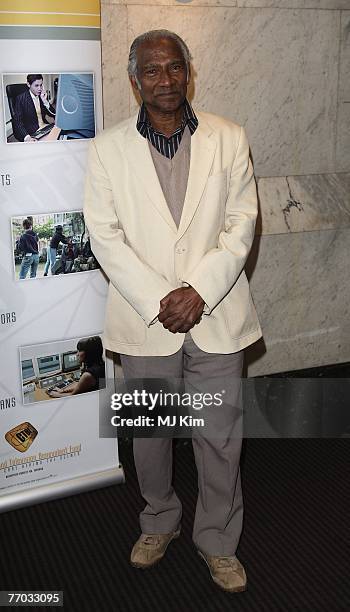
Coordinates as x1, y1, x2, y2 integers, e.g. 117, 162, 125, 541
84, 30, 262, 593
43, 225, 69, 276
18, 218, 39, 280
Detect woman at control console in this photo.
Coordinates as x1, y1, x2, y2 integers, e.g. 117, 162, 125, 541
48, 336, 105, 397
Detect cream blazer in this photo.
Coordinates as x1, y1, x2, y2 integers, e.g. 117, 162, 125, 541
84, 110, 262, 356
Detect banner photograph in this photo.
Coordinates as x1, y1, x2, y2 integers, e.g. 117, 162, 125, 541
20, 335, 106, 405
11, 211, 99, 280
3, 72, 96, 143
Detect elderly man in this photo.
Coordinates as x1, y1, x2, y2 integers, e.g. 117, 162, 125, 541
84, 29, 261, 593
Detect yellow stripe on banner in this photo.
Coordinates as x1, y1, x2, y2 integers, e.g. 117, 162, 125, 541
0, 1, 100, 14
0, 12, 100, 27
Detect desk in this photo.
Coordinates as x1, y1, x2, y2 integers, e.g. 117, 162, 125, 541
40, 126, 61, 142
23, 371, 79, 404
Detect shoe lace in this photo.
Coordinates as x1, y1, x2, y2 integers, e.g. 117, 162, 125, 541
142, 535, 160, 546
216, 556, 237, 569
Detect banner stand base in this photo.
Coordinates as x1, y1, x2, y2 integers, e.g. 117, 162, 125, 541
0, 464, 125, 514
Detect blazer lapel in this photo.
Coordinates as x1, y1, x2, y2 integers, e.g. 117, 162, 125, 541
118, 112, 217, 238
122, 118, 178, 233
177, 115, 217, 240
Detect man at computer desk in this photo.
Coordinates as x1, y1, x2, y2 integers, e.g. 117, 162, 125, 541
12, 74, 55, 142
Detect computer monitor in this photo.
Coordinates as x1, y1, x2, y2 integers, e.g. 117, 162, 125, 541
21, 359, 36, 383
36, 354, 61, 378
55, 73, 95, 138
62, 351, 80, 373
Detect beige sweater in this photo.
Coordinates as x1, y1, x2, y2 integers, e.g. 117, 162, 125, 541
148, 125, 191, 228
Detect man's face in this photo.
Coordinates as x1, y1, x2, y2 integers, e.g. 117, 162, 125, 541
28, 79, 43, 96
130, 37, 188, 114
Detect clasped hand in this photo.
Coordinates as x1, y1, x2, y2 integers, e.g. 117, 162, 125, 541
158, 287, 205, 334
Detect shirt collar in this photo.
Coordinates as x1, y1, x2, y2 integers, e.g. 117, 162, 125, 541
136, 98, 198, 137
29, 90, 40, 105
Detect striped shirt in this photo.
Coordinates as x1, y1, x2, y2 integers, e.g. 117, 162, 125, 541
136, 98, 198, 159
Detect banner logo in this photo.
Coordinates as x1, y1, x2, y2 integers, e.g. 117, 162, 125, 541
5, 422, 38, 453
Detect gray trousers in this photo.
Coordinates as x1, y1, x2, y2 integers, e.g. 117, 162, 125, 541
120, 332, 243, 556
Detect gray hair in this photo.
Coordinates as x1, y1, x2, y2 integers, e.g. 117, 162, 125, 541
127, 29, 192, 78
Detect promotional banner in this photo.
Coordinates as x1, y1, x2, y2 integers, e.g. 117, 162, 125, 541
0, 1, 123, 513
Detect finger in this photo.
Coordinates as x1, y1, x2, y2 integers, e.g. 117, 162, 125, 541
161, 315, 183, 330
160, 291, 174, 308
162, 317, 180, 330
159, 300, 170, 313
168, 320, 188, 333
173, 323, 192, 334
167, 316, 195, 334
159, 296, 170, 310
158, 309, 170, 323
158, 305, 178, 322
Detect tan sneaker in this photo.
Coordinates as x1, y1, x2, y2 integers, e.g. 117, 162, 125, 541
130, 529, 181, 569
197, 550, 247, 592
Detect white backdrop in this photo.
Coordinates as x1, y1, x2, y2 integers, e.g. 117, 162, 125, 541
0, 36, 122, 512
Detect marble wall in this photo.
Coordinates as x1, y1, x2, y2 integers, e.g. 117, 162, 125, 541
100, 0, 350, 375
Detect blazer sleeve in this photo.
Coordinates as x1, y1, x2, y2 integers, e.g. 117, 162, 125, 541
12, 94, 31, 142
184, 126, 258, 314
83, 139, 175, 327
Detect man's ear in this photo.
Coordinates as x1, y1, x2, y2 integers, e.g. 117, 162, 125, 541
129, 75, 140, 93
186, 65, 191, 84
